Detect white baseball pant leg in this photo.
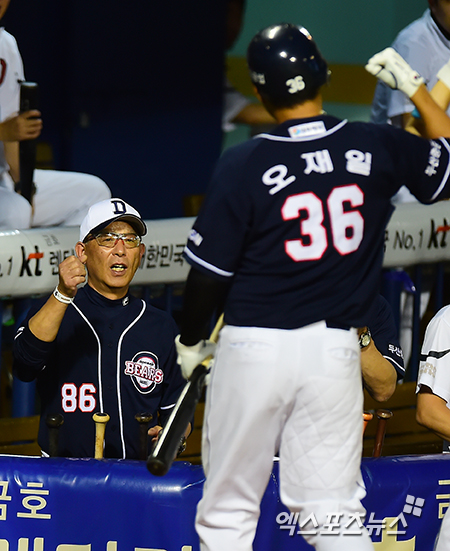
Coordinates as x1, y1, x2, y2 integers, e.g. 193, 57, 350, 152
0, 173, 32, 229
196, 322, 374, 551
436, 508, 450, 551
31, 168, 111, 227
0, 186, 32, 229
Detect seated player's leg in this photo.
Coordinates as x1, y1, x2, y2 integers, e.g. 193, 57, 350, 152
279, 323, 373, 550
436, 508, 450, 551
31, 169, 111, 227
0, 186, 32, 229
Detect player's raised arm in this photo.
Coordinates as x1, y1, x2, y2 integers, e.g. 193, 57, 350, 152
359, 327, 398, 402
366, 47, 450, 139
12, 253, 86, 384
27, 254, 87, 343
404, 76, 450, 137
414, 58, 450, 118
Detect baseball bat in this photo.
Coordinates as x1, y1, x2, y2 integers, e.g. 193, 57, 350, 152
135, 412, 153, 460
147, 314, 224, 477
18, 82, 39, 204
373, 409, 393, 458
362, 412, 373, 434
93, 412, 110, 459
45, 413, 64, 457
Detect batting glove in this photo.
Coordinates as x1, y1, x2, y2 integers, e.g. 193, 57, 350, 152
365, 47, 424, 98
437, 57, 450, 90
175, 335, 216, 380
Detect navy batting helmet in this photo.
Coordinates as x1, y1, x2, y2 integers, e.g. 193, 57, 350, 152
247, 23, 329, 108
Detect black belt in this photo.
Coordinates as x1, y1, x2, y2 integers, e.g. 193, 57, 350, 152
325, 320, 351, 331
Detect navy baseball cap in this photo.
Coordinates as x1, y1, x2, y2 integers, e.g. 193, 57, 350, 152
79, 198, 147, 242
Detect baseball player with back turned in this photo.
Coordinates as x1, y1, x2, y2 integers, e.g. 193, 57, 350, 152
174, 24, 450, 551
13, 198, 188, 459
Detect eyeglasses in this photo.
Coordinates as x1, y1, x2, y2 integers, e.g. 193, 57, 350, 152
87, 232, 142, 249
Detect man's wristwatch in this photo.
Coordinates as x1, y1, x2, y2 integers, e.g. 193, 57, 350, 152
359, 327, 372, 349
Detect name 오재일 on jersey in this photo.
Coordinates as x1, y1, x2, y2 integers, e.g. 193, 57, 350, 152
125, 352, 163, 394
262, 149, 373, 195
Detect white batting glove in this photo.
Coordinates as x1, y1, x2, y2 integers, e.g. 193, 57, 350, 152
175, 335, 216, 380
437, 58, 450, 90
365, 47, 424, 98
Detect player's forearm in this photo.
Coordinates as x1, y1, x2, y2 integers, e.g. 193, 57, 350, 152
409, 84, 450, 139
365, 49, 450, 139
361, 341, 397, 402
406, 80, 450, 136
179, 267, 229, 346
0, 120, 14, 142
431, 80, 450, 111
28, 295, 70, 342
4, 141, 19, 182
417, 390, 450, 441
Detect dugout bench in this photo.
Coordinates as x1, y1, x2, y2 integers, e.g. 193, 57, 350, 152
184, 381, 445, 462
0, 415, 40, 456
183, 381, 445, 463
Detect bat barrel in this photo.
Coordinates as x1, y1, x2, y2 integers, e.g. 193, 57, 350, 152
147, 317, 223, 476
19, 82, 39, 112
147, 456, 170, 477
147, 364, 208, 476
18, 82, 39, 204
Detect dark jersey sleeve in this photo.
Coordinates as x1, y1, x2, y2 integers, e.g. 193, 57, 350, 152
184, 141, 255, 281
366, 294, 405, 381
179, 267, 230, 345
12, 298, 55, 382
384, 127, 450, 203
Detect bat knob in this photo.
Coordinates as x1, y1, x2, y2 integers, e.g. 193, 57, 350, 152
93, 412, 110, 459
45, 413, 64, 428
376, 409, 393, 420
135, 412, 153, 424
93, 412, 110, 424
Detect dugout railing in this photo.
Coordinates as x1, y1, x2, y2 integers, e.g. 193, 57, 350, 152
0, 453, 447, 550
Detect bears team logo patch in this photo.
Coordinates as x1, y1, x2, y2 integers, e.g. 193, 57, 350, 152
124, 351, 163, 394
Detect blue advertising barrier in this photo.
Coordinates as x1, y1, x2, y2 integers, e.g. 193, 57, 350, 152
0, 454, 448, 550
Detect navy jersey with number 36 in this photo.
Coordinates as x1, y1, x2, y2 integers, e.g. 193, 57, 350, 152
185, 115, 450, 329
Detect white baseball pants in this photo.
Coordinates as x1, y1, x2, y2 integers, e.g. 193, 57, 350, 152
196, 322, 375, 551
436, 508, 450, 551
0, 169, 110, 229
